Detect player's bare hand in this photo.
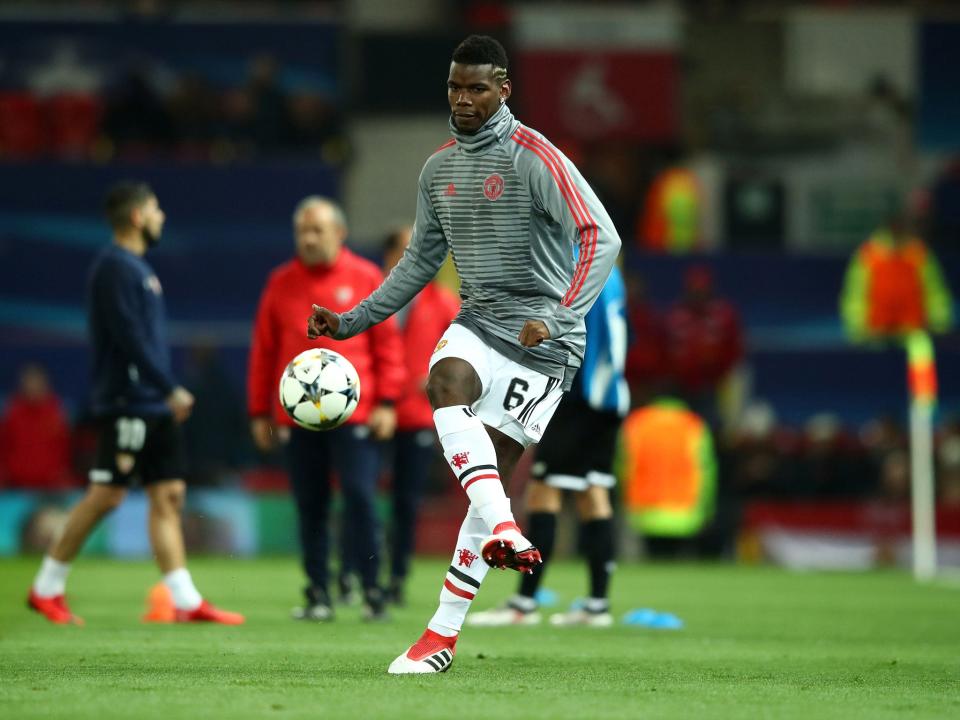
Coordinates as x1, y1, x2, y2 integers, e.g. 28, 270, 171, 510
368, 404, 397, 441
307, 305, 340, 339
518, 320, 550, 347
250, 417, 275, 452
166, 386, 195, 423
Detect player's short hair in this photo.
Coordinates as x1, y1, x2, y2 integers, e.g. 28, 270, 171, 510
103, 181, 155, 230
293, 196, 347, 230
452, 35, 508, 81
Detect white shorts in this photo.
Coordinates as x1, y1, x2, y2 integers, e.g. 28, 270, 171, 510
429, 323, 564, 448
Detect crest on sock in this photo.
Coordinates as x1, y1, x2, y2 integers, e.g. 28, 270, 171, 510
451, 451, 470, 469
457, 548, 479, 568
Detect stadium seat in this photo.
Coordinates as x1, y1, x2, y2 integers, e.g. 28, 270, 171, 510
44, 93, 103, 156
0, 92, 45, 157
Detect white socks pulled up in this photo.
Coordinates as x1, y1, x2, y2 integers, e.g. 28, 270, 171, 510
433, 405, 514, 533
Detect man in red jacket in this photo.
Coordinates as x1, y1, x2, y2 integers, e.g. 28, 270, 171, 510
247, 196, 404, 622
380, 226, 459, 605
663, 265, 743, 426
0, 364, 74, 490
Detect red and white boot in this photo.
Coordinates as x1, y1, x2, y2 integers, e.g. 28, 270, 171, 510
481, 522, 542, 574
388, 628, 457, 674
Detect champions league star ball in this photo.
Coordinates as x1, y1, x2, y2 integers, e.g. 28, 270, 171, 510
279, 348, 360, 430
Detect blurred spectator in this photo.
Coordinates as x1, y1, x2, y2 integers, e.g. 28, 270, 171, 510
663, 265, 744, 426
181, 343, 251, 486
859, 413, 907, 493
928, 157, 960, 252
840, 214, 953, 343
583, 142, 640, 239
724, 401, 798, 500
102, 64, 174, 152
26, 43, 102, 97
937, 420, 960, 507
167, 72, 218, 155
623, 272, 666, 403
877, 448, 911, 503
860, 414, 907, 462
216, 87, 256, 157
245, 54, 294, 151
793, 414, 875, 499
0, 364, 75, 490
636, 162, 702, 253
858, 74, 913, 173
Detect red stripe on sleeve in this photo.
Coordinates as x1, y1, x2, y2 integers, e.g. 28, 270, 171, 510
512, 133, 591, 304
443, 578, 476, 600
518, 129, 598, 306
512, 128, 597, 306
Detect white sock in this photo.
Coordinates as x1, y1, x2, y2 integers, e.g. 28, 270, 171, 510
434, 405, 514, 533
163, 568, 202, 611
33, 556, 71, 598
427, 505, 490, 637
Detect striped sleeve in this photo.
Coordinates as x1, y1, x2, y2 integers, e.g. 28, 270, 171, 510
513, 127, 621, 340
336, 163, 450, 340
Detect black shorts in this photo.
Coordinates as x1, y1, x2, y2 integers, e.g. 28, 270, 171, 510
89, 414, 187, 487
530, 394, 622, 491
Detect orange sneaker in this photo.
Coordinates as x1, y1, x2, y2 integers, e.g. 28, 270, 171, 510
28, 590, 84, 626
175, 599, 245, 625
142, 583, 176, 623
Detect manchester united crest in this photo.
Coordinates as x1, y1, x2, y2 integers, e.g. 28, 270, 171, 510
483, 173, 504, 201
457, 548, 478, 567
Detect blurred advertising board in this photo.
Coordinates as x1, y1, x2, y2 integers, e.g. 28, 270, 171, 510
513, 4, 681, 143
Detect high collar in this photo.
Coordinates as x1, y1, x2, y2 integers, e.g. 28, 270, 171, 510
448, 103, 519, 154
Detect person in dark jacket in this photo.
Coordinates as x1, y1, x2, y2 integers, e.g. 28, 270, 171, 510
27, 181, 243, 626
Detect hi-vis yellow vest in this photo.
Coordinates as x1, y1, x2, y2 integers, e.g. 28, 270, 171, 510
617, 398, 716, 537
840, 231, 953, 342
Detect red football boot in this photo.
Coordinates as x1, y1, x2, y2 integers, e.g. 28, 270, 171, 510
481, 521, 543, 574
175, 599, 245, 625
388, 628, 458, 674
28, 590, 84, 626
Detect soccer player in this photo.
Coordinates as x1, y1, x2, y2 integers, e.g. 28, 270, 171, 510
307, 35, 620, 673
468, 266, 629, 628
248, 196, 404, 622
28, 181, 244, 626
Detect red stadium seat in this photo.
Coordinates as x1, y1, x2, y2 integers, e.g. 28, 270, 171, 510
44, 93, 103, 156
0, 92, 45, 157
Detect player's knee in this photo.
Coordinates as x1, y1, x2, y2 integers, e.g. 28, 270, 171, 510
426, 358, 481, 408
150, 481, 185, 515
93, 487, 127, 514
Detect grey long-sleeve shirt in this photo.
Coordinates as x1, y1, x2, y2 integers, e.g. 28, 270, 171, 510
336, 104, 621, 389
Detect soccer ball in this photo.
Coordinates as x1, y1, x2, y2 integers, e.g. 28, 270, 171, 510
279, 348, 360, 431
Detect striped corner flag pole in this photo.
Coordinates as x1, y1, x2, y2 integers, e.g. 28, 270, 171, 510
904, 330, 937, 581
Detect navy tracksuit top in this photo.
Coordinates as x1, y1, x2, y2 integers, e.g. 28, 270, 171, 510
87, 243, 176, 417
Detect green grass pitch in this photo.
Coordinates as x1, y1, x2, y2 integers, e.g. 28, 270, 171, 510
1, 557, 958, 719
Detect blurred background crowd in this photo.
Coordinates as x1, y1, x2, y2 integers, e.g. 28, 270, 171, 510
2, 0, 960, 570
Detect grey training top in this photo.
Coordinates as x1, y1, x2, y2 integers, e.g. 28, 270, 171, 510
335, 104, 621, 389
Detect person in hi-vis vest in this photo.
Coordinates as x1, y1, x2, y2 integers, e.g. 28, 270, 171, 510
840, 216, 953, 343
617, 397, 717, 556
